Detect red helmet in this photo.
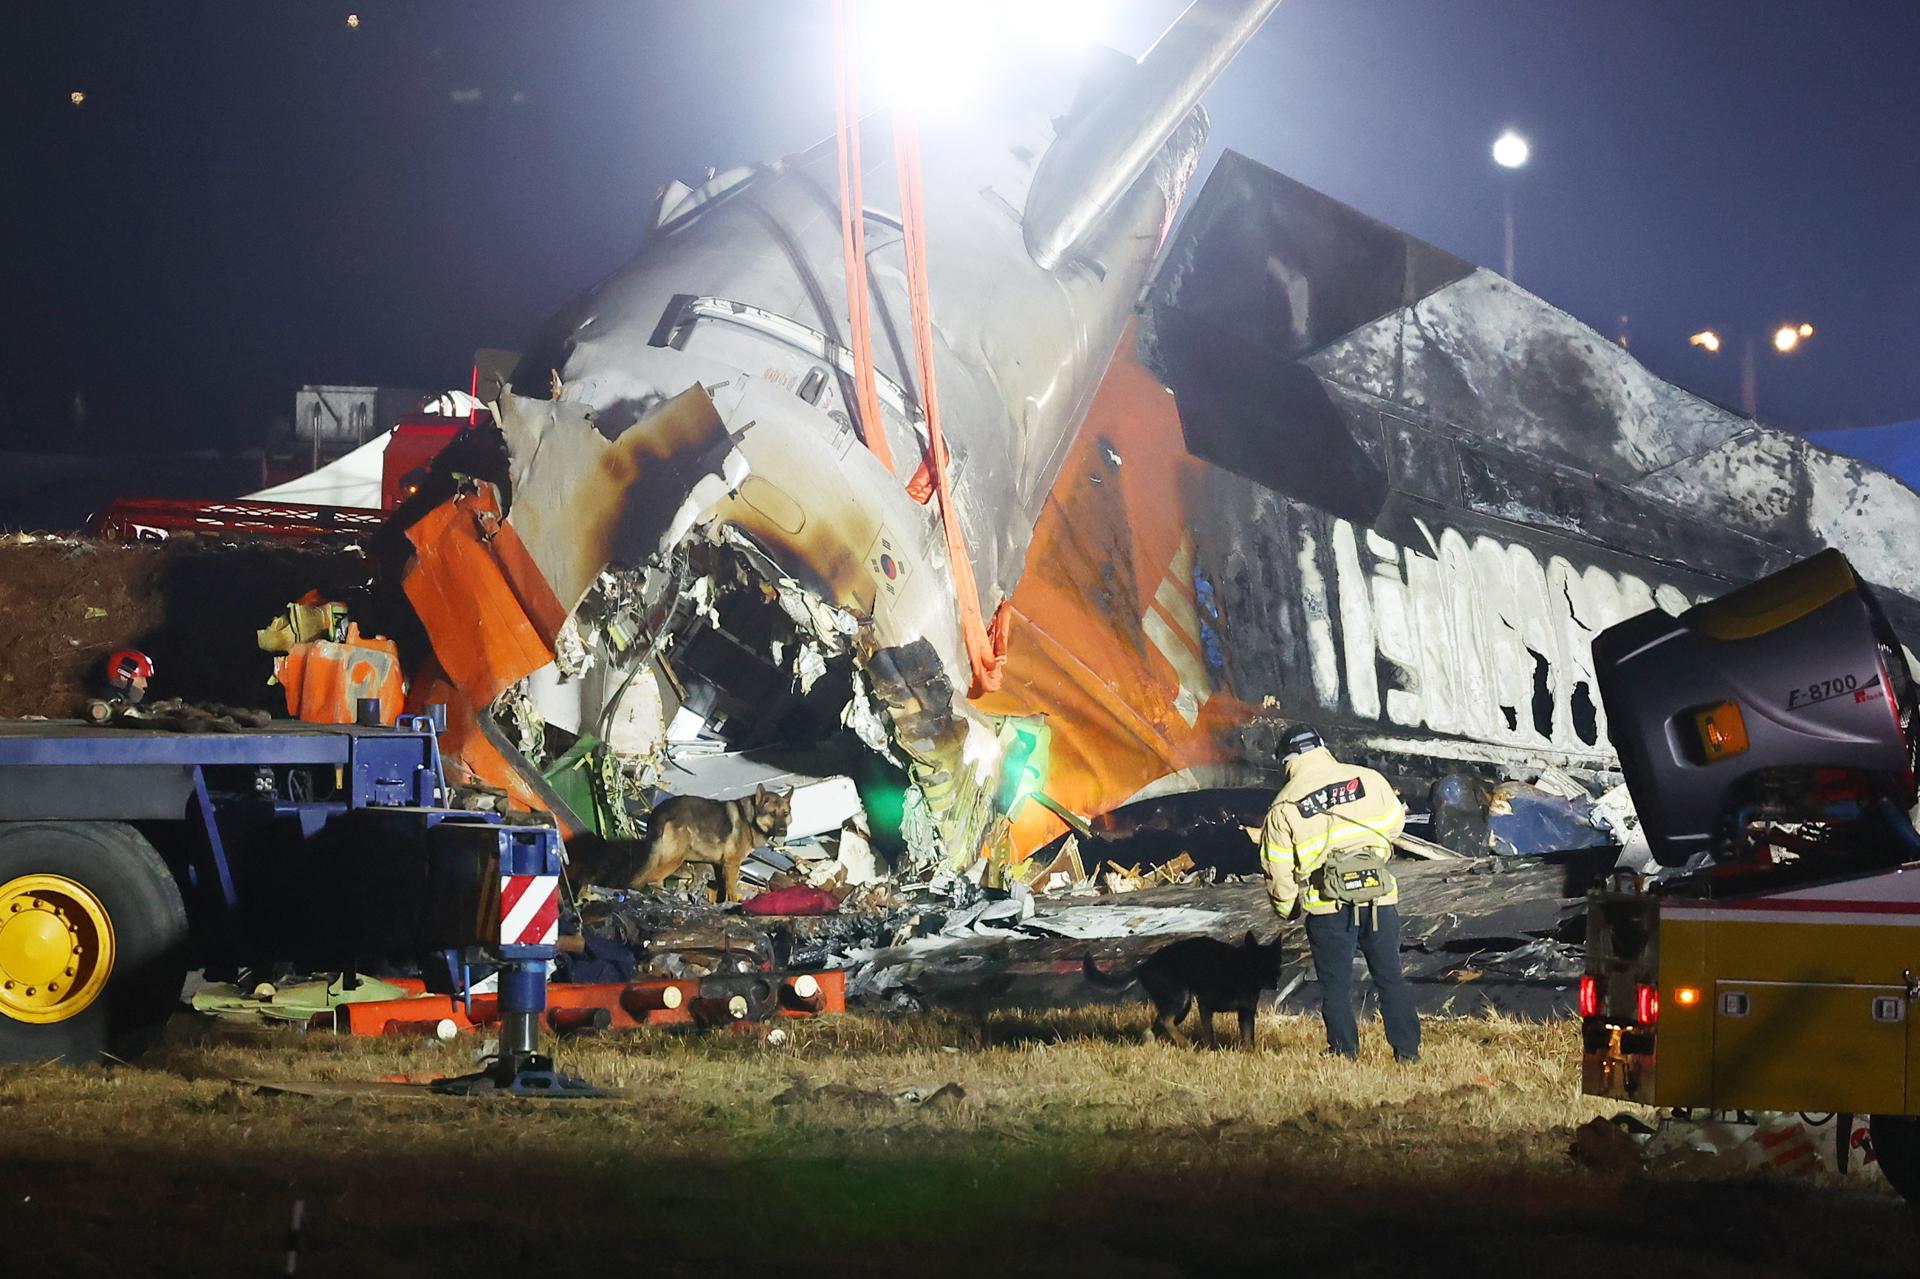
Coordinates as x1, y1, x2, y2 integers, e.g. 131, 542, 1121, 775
108, 650, 154, 682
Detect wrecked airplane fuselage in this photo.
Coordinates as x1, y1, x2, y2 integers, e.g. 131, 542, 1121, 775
397, 10, 1920, 877
981, 153, 1920, 857
401, 7, 1283, 868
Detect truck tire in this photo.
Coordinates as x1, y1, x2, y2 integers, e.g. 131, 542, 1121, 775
0, 822, 189, 1064
1871, 1115, 1920, 1204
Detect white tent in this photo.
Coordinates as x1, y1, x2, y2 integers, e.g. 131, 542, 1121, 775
248, 430, 391, 509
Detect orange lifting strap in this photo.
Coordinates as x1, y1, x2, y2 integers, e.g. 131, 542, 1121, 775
892, 110, 1011, 696
830, 5, 1009, 696
831, 0, 894, 474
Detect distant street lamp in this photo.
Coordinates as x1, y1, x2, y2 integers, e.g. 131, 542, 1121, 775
1491, 130, 1529, 280
1689, 322, 1814, 417
1773, 322, 1814, 354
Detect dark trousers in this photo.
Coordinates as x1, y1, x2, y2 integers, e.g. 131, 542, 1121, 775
1305, 903, 1421, 1060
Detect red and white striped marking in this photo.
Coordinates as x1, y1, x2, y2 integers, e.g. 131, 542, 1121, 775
500, 874, 560, 946
1754, 1118, 1823, 1176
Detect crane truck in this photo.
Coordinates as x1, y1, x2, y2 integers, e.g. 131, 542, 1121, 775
1583, 548, 1920, 1198
0, 710, 587, 1093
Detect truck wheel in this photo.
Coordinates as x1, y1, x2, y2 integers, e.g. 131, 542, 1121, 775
0, 822, 189, 1064
1871, 1115, 1920, 1204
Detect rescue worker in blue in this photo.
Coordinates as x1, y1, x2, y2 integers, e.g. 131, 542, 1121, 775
1259, 725, 1421, 1062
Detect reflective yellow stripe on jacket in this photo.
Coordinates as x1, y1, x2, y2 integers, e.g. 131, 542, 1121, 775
1260, 748, 1405, 916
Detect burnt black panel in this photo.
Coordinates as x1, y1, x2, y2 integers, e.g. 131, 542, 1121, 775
1149, 150, 1474, 363
1383, 413, 1462, 506
1456, 444, 1784, 582
1154, 310, 1389, 524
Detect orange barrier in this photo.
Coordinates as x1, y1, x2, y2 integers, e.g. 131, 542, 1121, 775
274, 624, 405, 725
403, 487, 563, 707
327, 974, 843, 1037
778, 969, 847, 1017
337, 994, 474, 1038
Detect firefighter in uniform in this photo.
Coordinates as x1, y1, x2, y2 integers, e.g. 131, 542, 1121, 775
1260, 725, 1421, 1062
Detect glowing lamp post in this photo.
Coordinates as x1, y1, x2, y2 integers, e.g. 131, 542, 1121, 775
1689, 323, 1814, 417
1492, 130, 1529, 280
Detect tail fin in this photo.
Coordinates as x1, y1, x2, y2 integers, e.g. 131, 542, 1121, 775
1081, 950, 1132, 987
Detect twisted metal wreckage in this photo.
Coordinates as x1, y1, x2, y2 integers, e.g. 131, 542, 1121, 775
385, 0, 1920, 883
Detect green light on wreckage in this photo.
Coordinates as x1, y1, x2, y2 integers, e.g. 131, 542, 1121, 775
859, 719, 1050, 839
861, 778, 909, 833
999, 719, 1051, 814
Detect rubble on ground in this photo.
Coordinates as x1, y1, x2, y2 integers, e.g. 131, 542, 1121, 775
552, 754, 1635, 1022
1574, 1110, 1887, 1185
833, 855, 1600, 1018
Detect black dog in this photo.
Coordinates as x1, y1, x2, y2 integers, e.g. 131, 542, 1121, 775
1083, 932, 1286, 1049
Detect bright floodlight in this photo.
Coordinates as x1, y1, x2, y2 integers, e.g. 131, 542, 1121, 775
345, 12, 360, 28
1798, 322, 1814, 338
1690, 330, 1722, 354
1492, 130, 1530, 169
69, 90, 86, 107
1028, 0, 1109, 47
866, 0, 1110, 114
1774, 325, 1802, 353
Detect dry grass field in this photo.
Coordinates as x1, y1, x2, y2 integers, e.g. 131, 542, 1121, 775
2, 1009, 1914, 1278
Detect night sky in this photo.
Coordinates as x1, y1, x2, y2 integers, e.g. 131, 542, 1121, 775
9, 1, 1918, 459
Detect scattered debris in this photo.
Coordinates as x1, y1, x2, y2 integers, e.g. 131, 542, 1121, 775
1591, 783, 1652, 872
1570, 1114, 1652, 1176
191, 975, 415, 1027
772, 1076, 967, 1111
1576, 1110, 1887, 1185
743, 885, 841, 916
1487, 780, 1612, 857
1643, 1111, 1883, 1182
87, 697, 272, 732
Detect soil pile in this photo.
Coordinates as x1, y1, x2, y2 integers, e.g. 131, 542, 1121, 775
0, 534, 372, 718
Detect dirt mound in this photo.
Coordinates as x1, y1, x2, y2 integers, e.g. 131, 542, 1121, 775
0, 534, 372, 718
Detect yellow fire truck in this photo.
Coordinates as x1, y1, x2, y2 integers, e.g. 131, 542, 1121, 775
1583, 549, 1920, 1199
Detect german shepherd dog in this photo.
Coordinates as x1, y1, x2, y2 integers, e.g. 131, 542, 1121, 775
1082, 932, 1285, 1049
614, 787, 792, 902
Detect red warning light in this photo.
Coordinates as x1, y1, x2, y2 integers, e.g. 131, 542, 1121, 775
1636, 983, 1660, 1026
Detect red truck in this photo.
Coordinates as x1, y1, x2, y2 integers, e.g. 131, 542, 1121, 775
91, 417, 462, 544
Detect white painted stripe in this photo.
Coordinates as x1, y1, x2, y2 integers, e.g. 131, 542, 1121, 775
500, 874, 559, 944
1356, 735, 1616, 769
1154, 577, 1202, 648
1143, 606, 1211, 705
1332, 521, 1380, 720
1167, 536, 1194, 591
1297, 533, 1341, 709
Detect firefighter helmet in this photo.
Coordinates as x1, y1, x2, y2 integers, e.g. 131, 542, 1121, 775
1280, 724, 1324, 761
107, 650, 154, 683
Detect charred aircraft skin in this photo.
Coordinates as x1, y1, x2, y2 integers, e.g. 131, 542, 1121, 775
402, 15, 1920, 871
407, 10, 1271, 867
983, 153, 1920, 856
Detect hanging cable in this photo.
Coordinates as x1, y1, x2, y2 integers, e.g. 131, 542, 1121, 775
891, 108, 1011, 696
831, 0, 894, 473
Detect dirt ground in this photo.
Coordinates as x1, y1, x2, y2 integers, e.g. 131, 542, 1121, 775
2, 1009, 1914, 1278
0, 534, 375, 719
